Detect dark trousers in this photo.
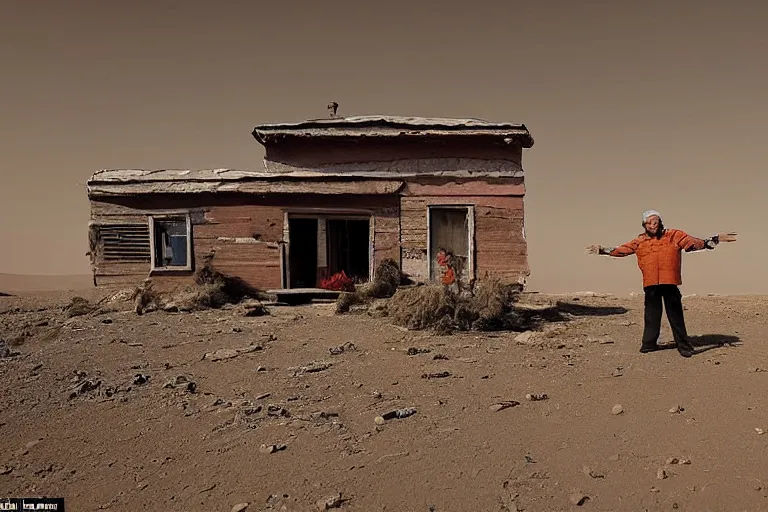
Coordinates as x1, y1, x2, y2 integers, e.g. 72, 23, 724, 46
641, 284, 692, 349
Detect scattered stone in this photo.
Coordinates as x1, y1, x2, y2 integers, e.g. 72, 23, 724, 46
514, 331, 535, 343
259, 444, 286, 454
526, 393, 548, 402
665, 457, 679, 465
582, 466, 605, 478
204, 344, 263, 362
433, 354, 449, 360
329, 342, 356, 356
756, 428, 765, 435
569, 493, 589, 506
101, 318, 113, 324
290, 361, 333, 375
315, 493, 345, 510
236, 299, 268, 317
490, 401, 520, 412
0, 465, 12, 475
133, 374, 149, 385
375, 407, 417, 424
231, 504, 249, 512
255, 393, 271, 400
611, 367, 624, 377
421, 371, 451, 379
669, 405, 684, 414
407, 347, 431, 356
612, 405, 624, 415
311, 411, 339, 421
657, 468, 668, 480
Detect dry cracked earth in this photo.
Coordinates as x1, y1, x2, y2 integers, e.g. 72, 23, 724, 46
2, 289, 768, 512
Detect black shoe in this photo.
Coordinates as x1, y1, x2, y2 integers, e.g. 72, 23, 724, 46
640, 344, 660, 353
677, 342, 694, 358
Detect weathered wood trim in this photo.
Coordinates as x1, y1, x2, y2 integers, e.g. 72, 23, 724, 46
262, 158, 523, 179
88, 179, 405, 197
404, 181, 525, 197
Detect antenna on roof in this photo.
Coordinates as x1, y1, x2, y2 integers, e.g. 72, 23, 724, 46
327, 101, 339, 118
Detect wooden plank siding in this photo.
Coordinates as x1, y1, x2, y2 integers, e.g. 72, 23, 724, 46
89, 194, 400, 291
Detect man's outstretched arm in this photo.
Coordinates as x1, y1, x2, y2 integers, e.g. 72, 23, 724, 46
670, 229, 719, 252
587, 237, 642, 257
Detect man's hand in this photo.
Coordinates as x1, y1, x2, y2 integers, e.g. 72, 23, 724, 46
585, 244, 601, 255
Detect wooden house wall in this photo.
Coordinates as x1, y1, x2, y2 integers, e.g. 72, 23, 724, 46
89, 193, 399, 291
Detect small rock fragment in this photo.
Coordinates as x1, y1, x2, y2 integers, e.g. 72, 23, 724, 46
0, 465, 13, 475
259, 444, 286, 454
315, 492, 344, 510
657, 468, 668, 480
756, 428, 765, 435
231, 503, 249, 512
569, 493, 589, 506
669, 405, 684, 414
612, 404, 624, 415
665, 457, 679, 465
490, 401, 521, 412
582, 466, 605, 479
374, 416, 386, 425
526, 393, 548, 401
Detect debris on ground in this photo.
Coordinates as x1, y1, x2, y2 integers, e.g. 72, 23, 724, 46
406, 347, 431, 356
329, 342, 356, 355
489, 401, 520, 412
315, 492, 346, 510
526, 393, 549, 401
203, 344, 263, 362
612, 404, 624, 415
289, 361, 333, 376
569, 493, 589, 506
259, 443, 287, 454
421, 371, 451, 379
335, 259, 403, 313
374, 407, 417, 424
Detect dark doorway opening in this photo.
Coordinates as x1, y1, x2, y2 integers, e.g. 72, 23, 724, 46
327, 219, 370, 283
288, 218, 318, 288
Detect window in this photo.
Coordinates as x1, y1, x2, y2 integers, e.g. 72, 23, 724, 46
148, 214, 193, 272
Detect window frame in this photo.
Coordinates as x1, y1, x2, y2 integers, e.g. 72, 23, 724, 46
148, 212, 193, 273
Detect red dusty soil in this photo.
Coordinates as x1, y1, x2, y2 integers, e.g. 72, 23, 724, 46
1, 289, 768, 511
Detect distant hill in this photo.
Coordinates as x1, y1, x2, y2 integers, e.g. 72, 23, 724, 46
0, 273, 93, 293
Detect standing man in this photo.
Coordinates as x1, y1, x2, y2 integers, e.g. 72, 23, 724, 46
586, 210, 721, 358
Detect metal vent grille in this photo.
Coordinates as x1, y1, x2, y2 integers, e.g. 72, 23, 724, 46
100, 224, 151, 262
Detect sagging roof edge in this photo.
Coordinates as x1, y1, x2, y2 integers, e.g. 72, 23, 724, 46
251, 115, 534, 148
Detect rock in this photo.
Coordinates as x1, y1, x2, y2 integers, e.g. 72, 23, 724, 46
204, 344, 263, 362
374, 416, 386, 425
514, 331, 535, 343
612, 405, 624, 415
315, 493, 344, 510
526, 393, 548, 401
25, 439, 41, 449
756, 428, 765, 435
665, 457, 679, 465
669, 405, 684, 414
236, 299, 268, 317
0, 465, 13, 475
657, 468, 667, 480
569, 493, 589, 506
231, 503, 249, 512
582, 466, 605, 478
259, 444, 286, 454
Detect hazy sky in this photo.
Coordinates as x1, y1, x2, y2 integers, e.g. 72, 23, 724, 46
2, 0, 766, 294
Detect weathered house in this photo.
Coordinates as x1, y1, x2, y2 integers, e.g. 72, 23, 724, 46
86, 115, 534, 292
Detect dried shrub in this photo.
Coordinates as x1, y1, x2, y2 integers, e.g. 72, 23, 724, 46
335, 259, 403, 314
66, 297, 95, 318
384, 277, 534, 333
133, 254, 272, 314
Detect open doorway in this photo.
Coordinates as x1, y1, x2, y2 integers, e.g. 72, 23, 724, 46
428, 206, 474, 285
327, 218, 370, 283
288, 218, 318, 288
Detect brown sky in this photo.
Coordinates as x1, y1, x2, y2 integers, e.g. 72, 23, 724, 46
1, 0, 766, 295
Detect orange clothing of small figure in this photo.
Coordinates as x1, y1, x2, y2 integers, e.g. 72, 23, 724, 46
605, 229, 707, 288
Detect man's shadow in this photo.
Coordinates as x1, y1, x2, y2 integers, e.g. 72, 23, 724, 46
657, 334, 741, 355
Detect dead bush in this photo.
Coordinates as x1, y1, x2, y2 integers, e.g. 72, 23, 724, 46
132, 256, 272, 314
335, 259, 403, 314
66, 297, 95, 318
384, 277, 533, 333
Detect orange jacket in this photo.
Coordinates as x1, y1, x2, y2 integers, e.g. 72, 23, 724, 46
607, 229, 706, 288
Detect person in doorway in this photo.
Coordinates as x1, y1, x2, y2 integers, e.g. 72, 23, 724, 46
586, 210, 721, 358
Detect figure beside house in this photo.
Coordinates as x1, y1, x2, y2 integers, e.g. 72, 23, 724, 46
85, 115, 534, 293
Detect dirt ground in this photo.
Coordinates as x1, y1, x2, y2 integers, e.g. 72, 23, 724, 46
2, 288, 768, 512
